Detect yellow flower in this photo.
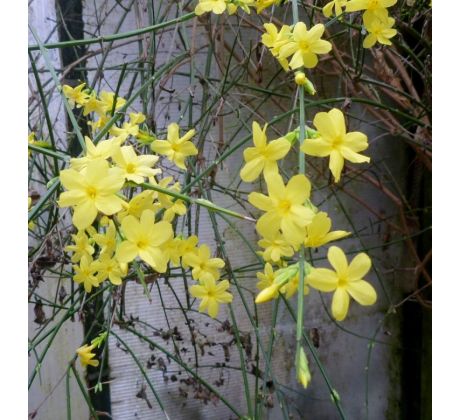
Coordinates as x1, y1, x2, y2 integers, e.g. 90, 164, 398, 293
307, 246, 377, 321
240, 122, 290, 182
280, 272, 310, 298
113, 145, 161, 184
182, 244, 225, 282
195, 0, 227, 16
76, 343, 99, 367
151, 123, 198, 170
116, 209, 173, 273
296, 347, 311, 388
180, 235, 200, 268
99, 91, 126, 114
117, 190, 156, 221
257, 227, 294, 263
70, 136, 118, 171
278, 23, 332, 70
345, 0, 397, 14
149, 176, 187, 222
73, 255, 100, 293
363, 9, 397, 48
300, 108, 370, 183
93, 253, 126, 285
261, 23, 292, 71
323, 0, 347, 18
190, 278, 233, 318
82, 91, 105, 116
254, 0, 279, 13
59, 159, 126, 230
162, 237, 184, 267
109, 118, 141, 142
91, 220, 117, 256
62, 83, 89, 108
256, 263, 277, 293
303, 212, 350, 248
248, 172, 314, 246
65, 230, 95, 263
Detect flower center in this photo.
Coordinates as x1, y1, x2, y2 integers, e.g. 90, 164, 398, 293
86, 186, 97, 199
171, 143, 180, 152
298, 40, 310, 51
126, 163, 136, 174
331, 135, 344, 149
278, 199, 292, 214
338, 277, 348, 287
136, 239, 148, 250
368, 0, 380, 9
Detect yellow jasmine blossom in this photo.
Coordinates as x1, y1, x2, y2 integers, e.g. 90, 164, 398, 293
255, 283, 281, 304
149, 176, 187, 222
70, 136, 118, 171
261, 23, 292, 71
117, 190, 156, 221
113, 145, 161, 184
279, 272, 309, 299
82, 91, 105, 116
65, 230, 95, 263
296, 347, 311, 388
300, 108, 370, 183
278, 23, 332, 70
110, 119, 141, 142
99, 91, 126, 114
91, 220, 117, 256
363, 9, 397, 48
73, 255, 100, 293
304, 212, 350, 248
345, 0, 397, 14
62, 83, 89, 108
59, 159, 126, 230
248, 172, 314, 246
190, 278, 233, 318
180, 235, 200, 268
256, 263, 278, 293
307, 246, 377, 321
129, 112, 146, 125
227, 0, 254, 14
151, 123, 198, 170
195, 0, 227, 16
257, 226, 294, 263
323, 0, 347, 18
93, 253, 126, 285
76, 343, 99, 367
240, 121, 290, 182
254, 0, 279, 14
162, 238, 184, 267
88, 114, 109, 133
116, 209, 173, 273
182, 244, 225, 282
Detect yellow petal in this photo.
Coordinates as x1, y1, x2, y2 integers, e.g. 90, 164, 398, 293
73, 200, 98, 230
248, 192, 272, 211
116, 241, 138, 263
347, 280, 377, 305
327, 246, 348, 277
301, 138, 333, 157
329, 150, 345, 182
240, 157, 265, 182
348, 252, 372, 281
307, 268, 338, 292
331, 288, 350, 321
285, 174, 311, 204
265, 138, 291, 160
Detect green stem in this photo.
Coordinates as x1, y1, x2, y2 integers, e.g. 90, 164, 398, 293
29, 12, 196, 51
